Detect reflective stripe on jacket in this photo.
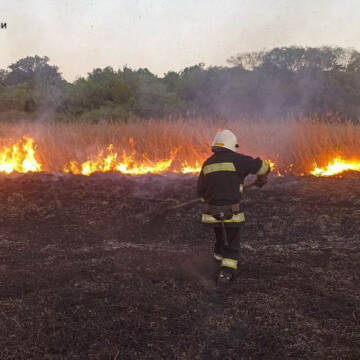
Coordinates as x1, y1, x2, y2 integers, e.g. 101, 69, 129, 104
197, 148, 265, 206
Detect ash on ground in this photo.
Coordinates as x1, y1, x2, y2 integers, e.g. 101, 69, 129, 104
0, 173, 359, 359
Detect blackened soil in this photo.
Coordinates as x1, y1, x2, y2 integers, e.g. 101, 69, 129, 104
0, 172, 359, 359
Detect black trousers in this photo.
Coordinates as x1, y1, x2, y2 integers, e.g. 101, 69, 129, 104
214, 224, 243, 261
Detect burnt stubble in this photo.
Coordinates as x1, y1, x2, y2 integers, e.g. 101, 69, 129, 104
0, 173, 359, 359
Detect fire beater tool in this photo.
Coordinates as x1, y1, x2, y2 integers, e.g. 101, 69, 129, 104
146, 181, 258, 231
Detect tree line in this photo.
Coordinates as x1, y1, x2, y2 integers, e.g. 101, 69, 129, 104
1, 46, 360, 121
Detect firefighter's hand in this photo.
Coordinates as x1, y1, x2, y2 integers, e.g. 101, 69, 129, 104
254, 175, 267, 188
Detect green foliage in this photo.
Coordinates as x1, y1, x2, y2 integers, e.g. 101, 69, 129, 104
64, 67, 134, 115
78, 105, 129, 123
0, 83, 34, 112
6, 55, 63, 87
1, 56, 67, 112
1, 47, 360, 121
121, 67, 182, 117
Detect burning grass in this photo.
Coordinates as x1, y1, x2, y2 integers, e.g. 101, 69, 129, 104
0, 136, 42, 174
0, 116, 360, 176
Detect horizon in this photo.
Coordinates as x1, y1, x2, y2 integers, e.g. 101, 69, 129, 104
4, 44, 360, 82
1, 0, 360, 81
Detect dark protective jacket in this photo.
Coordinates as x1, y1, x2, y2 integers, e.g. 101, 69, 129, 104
197, 148, 265, 206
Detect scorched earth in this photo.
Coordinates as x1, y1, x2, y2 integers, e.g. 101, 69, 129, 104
0, 173, 359, 359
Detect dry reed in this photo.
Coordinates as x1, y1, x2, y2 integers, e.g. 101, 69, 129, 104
0, 116, 360, 174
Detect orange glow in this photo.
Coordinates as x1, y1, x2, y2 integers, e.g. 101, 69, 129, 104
63, 141, 178, 175
2, 136, 360, 178
311, 156, 360, 177
0, 136, 42, 174
180, 161, 202, 174
63, 148, 279, 176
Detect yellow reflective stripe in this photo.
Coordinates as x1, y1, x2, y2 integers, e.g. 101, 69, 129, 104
201, 212, 245, 223
221, 258, 238, 270
214, 253, 223, 261
257, 160, 270, 175
214, 142, 224, 147
203, 162, 236, 175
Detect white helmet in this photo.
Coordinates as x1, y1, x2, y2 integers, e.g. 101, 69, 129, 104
211, 129, 239, 152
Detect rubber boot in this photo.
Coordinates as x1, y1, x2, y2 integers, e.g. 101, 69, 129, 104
215, 267, 235, 293
217, 267, 235, 283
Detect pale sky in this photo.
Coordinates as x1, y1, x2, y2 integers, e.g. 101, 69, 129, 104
0, 0, 359, 81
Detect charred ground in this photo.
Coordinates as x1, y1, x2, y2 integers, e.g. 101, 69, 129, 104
0, 173, 359, 359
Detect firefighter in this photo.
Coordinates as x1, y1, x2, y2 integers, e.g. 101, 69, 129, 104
197, 129, 270, 286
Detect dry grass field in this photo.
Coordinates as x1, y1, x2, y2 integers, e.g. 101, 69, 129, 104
0, 116, 360, 175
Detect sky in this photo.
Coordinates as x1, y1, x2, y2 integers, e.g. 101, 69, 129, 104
0, 0, 359, 81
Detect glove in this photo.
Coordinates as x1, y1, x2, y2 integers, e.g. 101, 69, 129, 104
254, 175, 267, 188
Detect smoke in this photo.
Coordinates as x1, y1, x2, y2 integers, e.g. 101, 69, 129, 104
216, 46, 360, 120
1, 117, 360, 176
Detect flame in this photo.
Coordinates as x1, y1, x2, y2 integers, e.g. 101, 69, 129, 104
64, 142, 176, 176
63, 137, 206, 176
270, 162, 296, 177
0, 136, 42, 174
3, 136, 360, 178
266, 159, 276, 173
115, 155, 173, 175
64, 144, 119, 176
311, 156, 360, 176
180, 161, 201, 174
